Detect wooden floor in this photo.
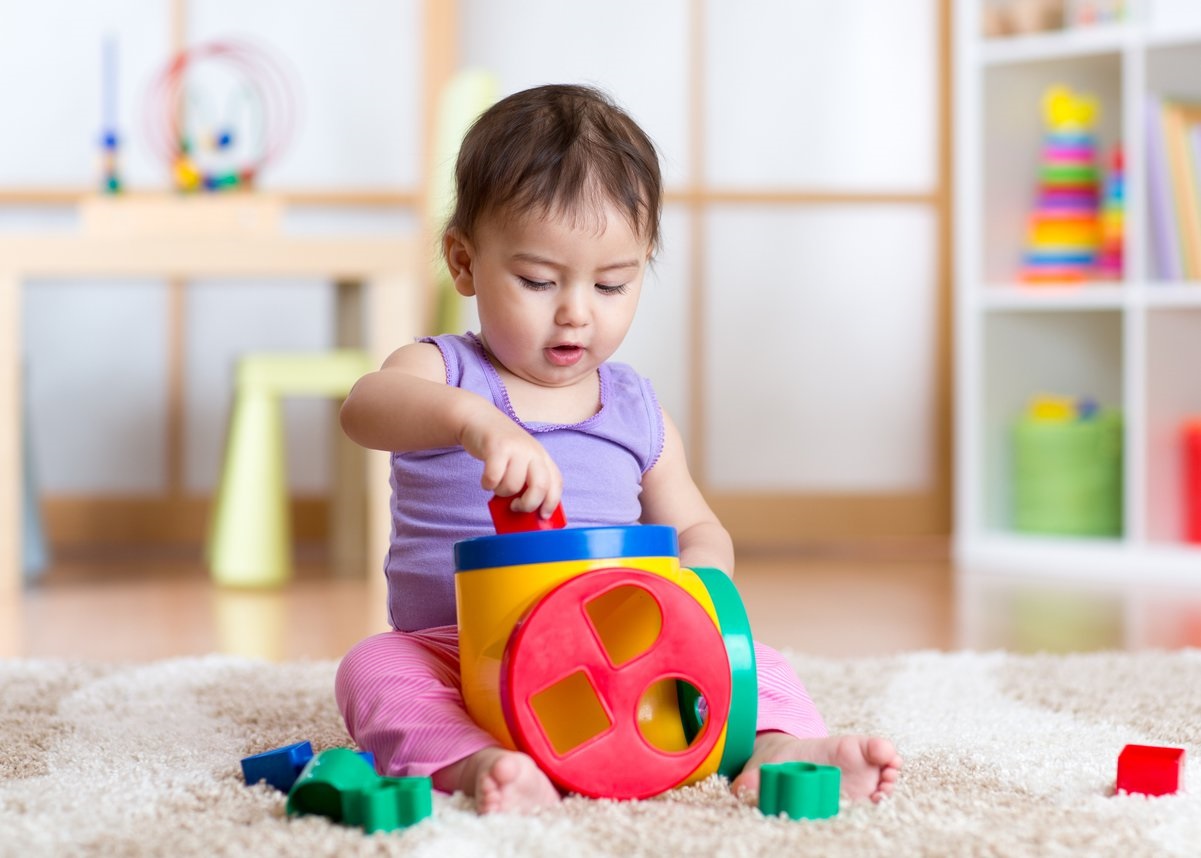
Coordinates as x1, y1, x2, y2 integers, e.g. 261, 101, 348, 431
1, 540, 957, 662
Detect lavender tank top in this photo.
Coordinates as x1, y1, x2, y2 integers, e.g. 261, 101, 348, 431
384, 332, 666, 631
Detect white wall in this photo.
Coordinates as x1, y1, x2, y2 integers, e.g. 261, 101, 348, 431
4, 0, 939, 499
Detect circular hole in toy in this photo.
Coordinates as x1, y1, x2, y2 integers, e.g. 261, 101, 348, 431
584, 583, 662, 668
676, 680, 710, 743
636, 678, 706, 753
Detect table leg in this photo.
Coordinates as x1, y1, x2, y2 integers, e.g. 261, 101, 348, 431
331, 279, 368, 579
0, 272, 22, 594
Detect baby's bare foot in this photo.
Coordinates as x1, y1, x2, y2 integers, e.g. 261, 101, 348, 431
438, 747, 560, 814
731, 731, 902, 804
476, 749, 561, 814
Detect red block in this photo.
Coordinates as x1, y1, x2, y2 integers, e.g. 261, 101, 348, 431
488, 493, 567, 534
1116, 744, 1185, 796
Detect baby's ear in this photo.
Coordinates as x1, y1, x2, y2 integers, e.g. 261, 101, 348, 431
443, 229, 477, 297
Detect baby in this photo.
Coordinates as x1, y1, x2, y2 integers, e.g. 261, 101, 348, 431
336, 83, 901, 813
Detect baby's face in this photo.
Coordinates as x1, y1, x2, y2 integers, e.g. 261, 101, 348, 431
459, 201, 650, 389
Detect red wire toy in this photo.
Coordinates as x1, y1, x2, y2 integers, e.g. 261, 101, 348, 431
145, 39, 299, 192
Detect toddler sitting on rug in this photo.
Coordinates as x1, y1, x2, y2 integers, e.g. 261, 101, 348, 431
335, 83, 901, 813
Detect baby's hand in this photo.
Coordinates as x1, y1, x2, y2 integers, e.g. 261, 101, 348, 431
459, 408, 563, 519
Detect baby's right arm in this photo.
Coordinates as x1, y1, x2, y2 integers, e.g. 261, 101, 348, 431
340, 342, 563, 517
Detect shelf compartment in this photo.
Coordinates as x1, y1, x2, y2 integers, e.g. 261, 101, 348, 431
1144, 308, 1201, 545
980, 310, 1124, 535
982, 54, 1122, 284
1143, 41, 1201, 281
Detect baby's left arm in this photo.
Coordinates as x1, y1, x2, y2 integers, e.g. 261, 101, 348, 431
640, 410, 735, 576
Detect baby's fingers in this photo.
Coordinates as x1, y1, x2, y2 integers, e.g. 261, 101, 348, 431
537, 468, 564, 520
478, 454, 509, 493
508, 462, 550, 514
518, 459, 562, 519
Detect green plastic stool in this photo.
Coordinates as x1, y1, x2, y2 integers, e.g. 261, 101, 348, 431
208, 350, 375, 588
428, 68, 497, 334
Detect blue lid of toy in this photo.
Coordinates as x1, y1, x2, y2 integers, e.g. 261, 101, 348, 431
454, 525, 678, 571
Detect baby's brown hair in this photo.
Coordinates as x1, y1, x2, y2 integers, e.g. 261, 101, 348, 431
446, 84, 662, 253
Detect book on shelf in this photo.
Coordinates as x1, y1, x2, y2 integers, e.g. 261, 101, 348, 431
1147, 95, 1201, 280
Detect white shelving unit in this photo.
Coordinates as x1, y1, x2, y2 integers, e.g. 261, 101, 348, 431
955, 0, 1201, 609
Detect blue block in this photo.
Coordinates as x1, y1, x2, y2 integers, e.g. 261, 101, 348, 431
241, 741, 315, 792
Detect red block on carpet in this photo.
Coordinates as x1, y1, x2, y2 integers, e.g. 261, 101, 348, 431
1116, 744, 1185, 796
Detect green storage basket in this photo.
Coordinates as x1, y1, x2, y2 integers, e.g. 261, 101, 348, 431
1012, 410, 1123, 537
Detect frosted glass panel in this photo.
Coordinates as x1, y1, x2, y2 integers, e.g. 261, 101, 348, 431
460, 0, 691, 187
705, 207, 936, 491
24, 281, 169, 492
185, 281, 334, 494
0, 1, 172, 188
705, 0, 936, 190
613, 205, 691, 445
190, 0, 422, 189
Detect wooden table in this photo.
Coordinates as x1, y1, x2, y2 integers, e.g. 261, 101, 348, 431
0, 197, 421, 602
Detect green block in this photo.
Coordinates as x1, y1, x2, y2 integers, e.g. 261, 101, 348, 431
344, 777, 433, 833
759, 762, 840, 820
1013, 410, 1123, 536
287, 749, 376, 821
287, 749, 433, 834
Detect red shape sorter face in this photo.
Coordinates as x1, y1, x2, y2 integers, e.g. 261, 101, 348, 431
1116, 744, 1185, 797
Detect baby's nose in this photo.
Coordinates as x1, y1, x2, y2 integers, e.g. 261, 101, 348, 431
555, 288, 590, 325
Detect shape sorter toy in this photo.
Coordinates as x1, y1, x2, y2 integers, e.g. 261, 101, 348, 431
455, 496, 759, 800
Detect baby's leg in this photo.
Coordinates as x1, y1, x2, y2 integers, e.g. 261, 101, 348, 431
335, 626, 559, 813
729, 642, 902, 803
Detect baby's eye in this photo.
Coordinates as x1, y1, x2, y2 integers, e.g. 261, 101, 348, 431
518, 276, 552, 291
596, 283, 629, 295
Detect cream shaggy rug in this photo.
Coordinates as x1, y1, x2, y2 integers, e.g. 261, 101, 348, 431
2, 649, 1199, 857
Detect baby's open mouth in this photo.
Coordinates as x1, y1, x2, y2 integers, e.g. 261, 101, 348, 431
546, 344, 584, 366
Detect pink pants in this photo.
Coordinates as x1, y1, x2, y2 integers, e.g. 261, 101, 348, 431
335, 625, 828, 779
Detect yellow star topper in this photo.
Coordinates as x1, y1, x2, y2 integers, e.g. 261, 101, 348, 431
1043, 85, 1099, 131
